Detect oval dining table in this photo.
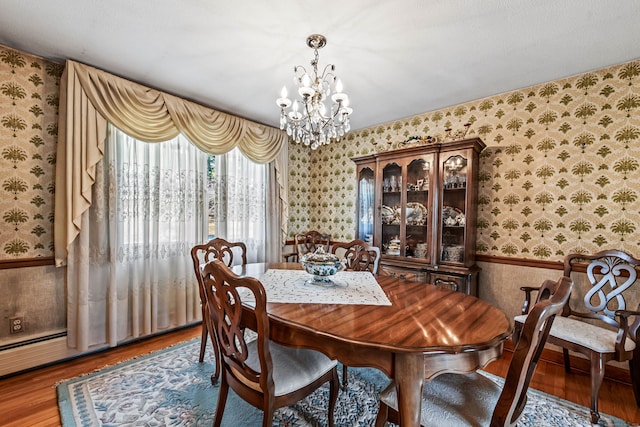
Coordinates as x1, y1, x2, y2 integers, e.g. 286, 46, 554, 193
232, 262, 512, 427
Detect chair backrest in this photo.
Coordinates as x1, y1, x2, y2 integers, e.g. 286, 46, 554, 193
191, 237, 247, 269
191, 238, 248, 317
563, 250, 640, 328
294, 230, 331, 259
331, 239, 381, 274
201, 259, 275, 396
492, 276, 573, 426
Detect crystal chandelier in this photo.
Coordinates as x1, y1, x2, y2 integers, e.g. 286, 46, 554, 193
276, 34, 352, 150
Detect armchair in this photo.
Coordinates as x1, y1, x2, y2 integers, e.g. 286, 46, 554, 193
514, 249, 640, 424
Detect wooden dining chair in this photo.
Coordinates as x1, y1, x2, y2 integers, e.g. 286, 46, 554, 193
514, 249, 640, 424
283, 230, 331, 263
330, 239, 381, 390
330, 239, 381, 274
201, 259, 340, 427
375, 275, 573, 427
190, 237, 247, 384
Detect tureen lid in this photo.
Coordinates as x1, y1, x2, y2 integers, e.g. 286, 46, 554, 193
301, 247, 339, 263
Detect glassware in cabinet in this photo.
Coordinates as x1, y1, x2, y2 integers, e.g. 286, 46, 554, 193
381, 162, 402, 256
440, 154, 468, 264
405, 158, 430, 259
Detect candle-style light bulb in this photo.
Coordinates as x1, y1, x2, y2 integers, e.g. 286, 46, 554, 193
335, 78, 343, 93
280, 86, 288, 98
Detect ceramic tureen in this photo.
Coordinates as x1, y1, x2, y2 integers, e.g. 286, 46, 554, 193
300, 247, 345, 286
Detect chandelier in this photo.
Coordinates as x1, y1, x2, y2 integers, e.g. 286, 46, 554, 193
276, 34, 352, 150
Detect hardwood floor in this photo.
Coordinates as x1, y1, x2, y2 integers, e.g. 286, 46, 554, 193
1, 324, 639, 426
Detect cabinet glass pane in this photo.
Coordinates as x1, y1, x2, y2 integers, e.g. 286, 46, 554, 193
357, 167, 375, 243
405, 159, 429, 259
381, 163, 402, 256
441, 154, 468, 264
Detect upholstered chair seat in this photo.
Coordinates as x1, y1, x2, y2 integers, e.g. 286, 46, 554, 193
514, 314, 636, 353
242, 340, 338, 396
379, 372, 502, 426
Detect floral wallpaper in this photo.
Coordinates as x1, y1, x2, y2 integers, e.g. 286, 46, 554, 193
0, 45, 61, 259
289, 59, 640, 260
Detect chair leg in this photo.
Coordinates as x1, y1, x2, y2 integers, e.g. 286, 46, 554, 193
328, 368, 340, 427
213, 378, 229, 427
562, 348, 572, 373
342, 364, 349, 391
263, 406, 275, 427
199, 320, 208, 363
630, 351, 640, 407
589, 354, 605, 425
512, 322, 522, 346
374, 401, 389, 427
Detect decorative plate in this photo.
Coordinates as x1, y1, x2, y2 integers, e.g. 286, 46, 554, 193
382, 205, 398, 224
406, 202, 427, 225
442, 206, 464, 226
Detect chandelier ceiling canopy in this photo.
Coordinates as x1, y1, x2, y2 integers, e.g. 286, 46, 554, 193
276, 34, 352, 150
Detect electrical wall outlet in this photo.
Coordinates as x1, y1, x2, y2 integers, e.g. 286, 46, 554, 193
9, 317, 24, 334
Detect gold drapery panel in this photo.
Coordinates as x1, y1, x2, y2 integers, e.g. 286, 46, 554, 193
55, 59, 288, 266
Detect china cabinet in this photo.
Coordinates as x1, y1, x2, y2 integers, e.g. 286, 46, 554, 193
352, 137, 485, 295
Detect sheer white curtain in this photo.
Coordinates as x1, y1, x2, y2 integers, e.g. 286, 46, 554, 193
66, 124, 207, 350
211, 148, 267, 263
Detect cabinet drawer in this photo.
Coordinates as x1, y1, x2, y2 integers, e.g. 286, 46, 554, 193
430, 273, 466, 293
382, 265, 427, 282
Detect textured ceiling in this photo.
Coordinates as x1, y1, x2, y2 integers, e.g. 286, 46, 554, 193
1, 0, 639, 131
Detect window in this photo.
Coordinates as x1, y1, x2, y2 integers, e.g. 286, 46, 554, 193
208, 147, 268, 263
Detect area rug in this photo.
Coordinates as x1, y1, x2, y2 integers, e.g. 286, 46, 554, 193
57, 339, 632, 426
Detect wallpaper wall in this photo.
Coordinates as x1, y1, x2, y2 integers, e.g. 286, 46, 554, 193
0, 45, 61, 260
290, 59, 640, 260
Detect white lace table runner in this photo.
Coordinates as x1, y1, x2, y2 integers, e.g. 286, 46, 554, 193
244, 269, 391, 306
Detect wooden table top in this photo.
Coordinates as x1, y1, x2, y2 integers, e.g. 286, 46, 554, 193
234, 262, 511, 355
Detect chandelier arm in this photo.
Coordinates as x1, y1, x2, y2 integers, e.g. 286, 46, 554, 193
318, 65, 336, 81
319, 107, 343, 131
302, 100, 320, 135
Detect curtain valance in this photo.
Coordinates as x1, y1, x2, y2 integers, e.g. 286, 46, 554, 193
54, 60, 288, 266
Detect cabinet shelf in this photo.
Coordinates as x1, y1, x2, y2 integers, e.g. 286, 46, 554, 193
353, 138, 485, 296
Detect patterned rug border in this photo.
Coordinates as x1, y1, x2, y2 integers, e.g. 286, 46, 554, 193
56, 338, 635, 427
57, 339, 198, 426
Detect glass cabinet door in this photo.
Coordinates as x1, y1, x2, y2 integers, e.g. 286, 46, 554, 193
405, 158, 430, 259
381, 162, 402, 256
356, 166, 375, 244
380, 155, 433, 260
440, 153, 469, 264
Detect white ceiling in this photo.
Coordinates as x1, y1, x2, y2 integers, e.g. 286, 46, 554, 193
1, 0, 639, 132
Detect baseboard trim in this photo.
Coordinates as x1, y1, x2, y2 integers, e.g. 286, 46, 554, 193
0, 336, 84, 378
